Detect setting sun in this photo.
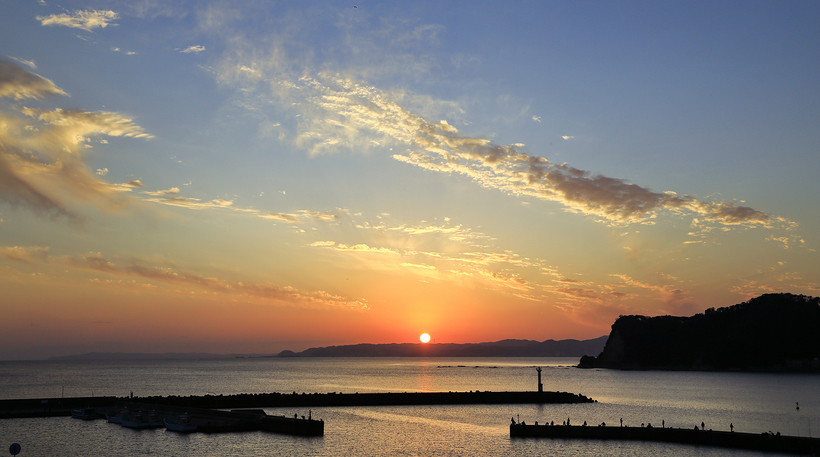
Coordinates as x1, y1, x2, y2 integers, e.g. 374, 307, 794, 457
419, 333, 431, 343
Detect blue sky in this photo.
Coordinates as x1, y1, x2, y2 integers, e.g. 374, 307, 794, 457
1, 0, 818, 359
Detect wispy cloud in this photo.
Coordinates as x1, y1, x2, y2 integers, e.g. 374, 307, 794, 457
0, 60, 66, 100
180, 45, 206, 54
143, 187, 180, 196
270, 74, 784, 230
7, 56, 36, 70
37, 10, 119, 32
0, 62, 153, 218
144, 195, 233, 210
2, 246, 369, 310
0, 245, 50, 264
260, 212, 299, 222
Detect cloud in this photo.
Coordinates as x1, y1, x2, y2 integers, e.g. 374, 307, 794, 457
562, 135, 574, 140
122, 180, 146, 188
532, 115, 541, 123
0, 63, 153, 218
5, 246, 368, 310
144, 195, 233, 210
112, 47, 138, 56
143, 187, 180, 196
301, 210, 339, 221
122, 261, 369, 310
334, 243, 400, 255
0, 245, 50, 263
180, 45, 206, 54
95, 168, 109, 176
0, 60, 67, 100
37, 10, 119, 32
260, 212, 298, 222
274, 74, 783, 229
8, 57, 36, 70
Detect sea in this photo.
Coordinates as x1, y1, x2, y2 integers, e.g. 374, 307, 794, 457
0, 357, 817, 456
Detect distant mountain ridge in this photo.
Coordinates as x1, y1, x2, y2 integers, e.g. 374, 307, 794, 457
277, 336, 608, 357
47, 337, 608, 361
579, 293, 820, 372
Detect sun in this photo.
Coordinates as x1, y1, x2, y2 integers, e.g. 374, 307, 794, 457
419, 333, 431, 343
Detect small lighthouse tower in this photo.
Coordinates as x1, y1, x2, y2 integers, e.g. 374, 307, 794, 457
536, 367, 543, 393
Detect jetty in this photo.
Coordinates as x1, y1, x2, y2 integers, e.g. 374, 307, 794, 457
510, 423, 820, 455
0, 390, 592, 420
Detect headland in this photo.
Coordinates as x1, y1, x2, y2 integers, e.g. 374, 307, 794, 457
579, 293, 820, 372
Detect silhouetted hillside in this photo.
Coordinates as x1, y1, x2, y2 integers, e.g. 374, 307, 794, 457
579, 293, 820, 371
278, 336, 608, 357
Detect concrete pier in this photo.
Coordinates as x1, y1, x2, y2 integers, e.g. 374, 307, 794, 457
0, 390, 592, 419
136, 390, 594, 409
510, 423, 820, 455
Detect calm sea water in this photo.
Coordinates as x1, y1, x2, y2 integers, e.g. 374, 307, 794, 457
0, 357, 817, 456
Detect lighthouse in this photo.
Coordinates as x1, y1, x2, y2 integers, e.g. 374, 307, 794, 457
536, 367, 543, 393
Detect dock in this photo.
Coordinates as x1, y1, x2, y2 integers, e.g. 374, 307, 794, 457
111, 402, 324, 435
510, 423, 820, 455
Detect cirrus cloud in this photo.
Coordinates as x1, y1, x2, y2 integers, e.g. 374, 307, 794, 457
36, 10, 119, 32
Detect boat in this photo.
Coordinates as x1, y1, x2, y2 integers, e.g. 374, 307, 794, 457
121, 414, 150, 429
71, 408, 97, 420
164, 415, 197, 433
121, 413, 164, 429
106, 411, 124, 424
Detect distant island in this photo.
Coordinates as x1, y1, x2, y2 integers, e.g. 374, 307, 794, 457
47, 337, 608, 361
277, 336, 608, 358
579, 293, 820, 372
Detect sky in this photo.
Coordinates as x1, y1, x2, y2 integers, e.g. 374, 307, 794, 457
1, 1, 818, 360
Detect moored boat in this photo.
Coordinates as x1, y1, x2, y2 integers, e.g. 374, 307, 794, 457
164, 415, 197, 433
121, 413, 163, 429
71, 408, 97, 420
106, 411, 124, 424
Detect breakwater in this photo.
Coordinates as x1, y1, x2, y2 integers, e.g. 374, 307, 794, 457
510, 423, 820, 455
0, 390, 592, 419
140, 390, 594, 409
